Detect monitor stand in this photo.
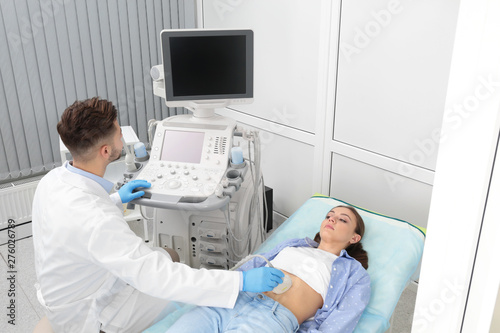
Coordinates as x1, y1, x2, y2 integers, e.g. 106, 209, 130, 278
192, 108, 216, 118
187, 101, 230, 118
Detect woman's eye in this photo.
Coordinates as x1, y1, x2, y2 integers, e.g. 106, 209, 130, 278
340, 219, 346, 223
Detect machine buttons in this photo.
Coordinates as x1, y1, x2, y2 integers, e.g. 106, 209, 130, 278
167, 179, 182, 189
132, 156, 227, 200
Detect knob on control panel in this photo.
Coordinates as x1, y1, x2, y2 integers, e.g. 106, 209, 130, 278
167, 179, 182, 189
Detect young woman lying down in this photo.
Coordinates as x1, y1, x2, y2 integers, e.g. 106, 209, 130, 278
166, 205, 370, 332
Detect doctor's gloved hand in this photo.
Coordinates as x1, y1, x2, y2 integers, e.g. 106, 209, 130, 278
118, 179, 151, 203
242, 267, 284, 293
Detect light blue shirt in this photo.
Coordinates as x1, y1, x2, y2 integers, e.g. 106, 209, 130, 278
65, 161, 122, 206
236, 237, 371, 333
65, 161, 114, 193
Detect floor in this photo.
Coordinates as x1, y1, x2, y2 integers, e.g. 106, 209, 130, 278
0, 231, 418, 333
1, 236, 45, 333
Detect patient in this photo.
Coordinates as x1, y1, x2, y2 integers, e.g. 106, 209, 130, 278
166, 205, 370, 333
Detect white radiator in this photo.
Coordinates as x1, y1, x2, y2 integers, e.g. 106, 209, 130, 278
0, 179, 40, 231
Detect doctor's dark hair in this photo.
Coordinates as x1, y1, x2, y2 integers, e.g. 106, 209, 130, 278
314, 205, 369, 270
57, 97, 118, 161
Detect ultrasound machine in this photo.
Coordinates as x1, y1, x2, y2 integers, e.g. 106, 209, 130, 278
122, 29, 267, 269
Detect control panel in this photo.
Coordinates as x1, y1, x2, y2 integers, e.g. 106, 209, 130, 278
135, 115, 236, 202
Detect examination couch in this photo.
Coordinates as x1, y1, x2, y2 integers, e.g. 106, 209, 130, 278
145, 195, 425, 333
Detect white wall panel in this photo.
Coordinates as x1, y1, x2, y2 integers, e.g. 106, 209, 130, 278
202, 0, 323, 134
461, 131, 500, 332
329, 153, 432, 228
334, 0, 459, 170
236, 123, 315, 218
261, 135, 315, 217
413, 0, 500, 328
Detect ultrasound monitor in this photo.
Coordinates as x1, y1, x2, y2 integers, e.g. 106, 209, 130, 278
160, 29, 254, 117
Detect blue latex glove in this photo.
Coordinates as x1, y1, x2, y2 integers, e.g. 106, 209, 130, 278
242, 267, 284, 293
118, 179, 151, 203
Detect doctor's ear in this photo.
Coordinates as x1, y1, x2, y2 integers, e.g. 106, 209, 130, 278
99, 144, 111, 158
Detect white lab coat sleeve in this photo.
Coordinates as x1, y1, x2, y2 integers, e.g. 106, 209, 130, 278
109, 192, 123, 210
87, 210, 240, 309
157, 247, 173, 261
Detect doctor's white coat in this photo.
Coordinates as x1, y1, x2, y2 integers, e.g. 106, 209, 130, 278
32, 164, 240, 332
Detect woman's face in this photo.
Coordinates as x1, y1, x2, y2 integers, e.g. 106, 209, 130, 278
319, 207, 361, 247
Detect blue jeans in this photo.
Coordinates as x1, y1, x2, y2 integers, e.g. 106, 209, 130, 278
166, 291, 299, 332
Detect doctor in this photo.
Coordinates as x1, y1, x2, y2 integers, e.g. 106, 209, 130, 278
32, 97, 284, 333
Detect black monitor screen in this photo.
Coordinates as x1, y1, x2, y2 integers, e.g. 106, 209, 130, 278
162, 30, 253, 101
